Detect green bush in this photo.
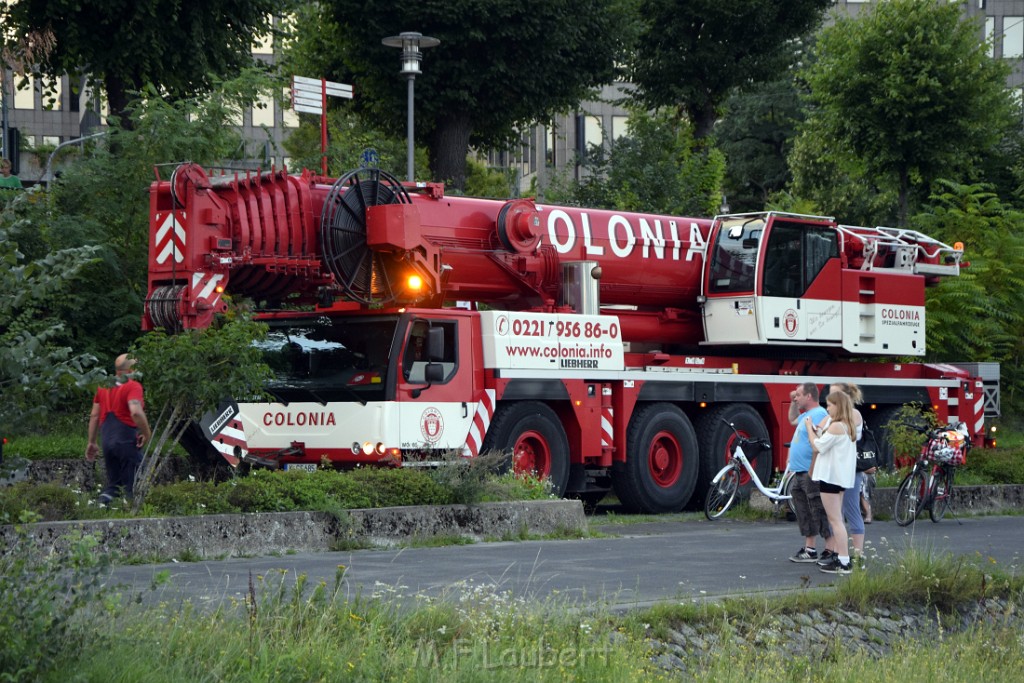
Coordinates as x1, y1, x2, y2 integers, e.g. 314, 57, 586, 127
349, 467, 453, 507
0, 482, 82, 522
0, 530, 112, 681
962, 446, 1024, 485
224, 470, 299, 513
480, 471, 555, 502
144, 480, 240, 516
426, 450, 512, 504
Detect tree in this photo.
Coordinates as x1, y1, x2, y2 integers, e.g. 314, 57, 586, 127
130, 313, 273, 509
0, 224, 103, 436
282, 108, 426, 179
627, 0, 831, 139
716, 78, 805, 213
799, 0, 1015, 227
786, 116, 898, 227
2, 70, 275, 368
287, 0, 634, 190
914, 181, 1024, 415
0, 0, 287, 124
544, 109, 725, 217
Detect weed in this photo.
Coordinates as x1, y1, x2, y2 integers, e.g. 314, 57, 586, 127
0, 527, 113, 681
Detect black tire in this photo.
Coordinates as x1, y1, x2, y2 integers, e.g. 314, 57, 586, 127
695, 404, 771, 504
929, 466, 954, 523
481, 401, 571, 497
894, 468, 927, 526
704, 466, 739, 520
868, 405, 904, 470
781, 471, 798, 519
613, 403, 699, 513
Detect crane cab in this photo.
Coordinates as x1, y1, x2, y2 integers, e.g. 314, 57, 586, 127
700, 212, 961, 357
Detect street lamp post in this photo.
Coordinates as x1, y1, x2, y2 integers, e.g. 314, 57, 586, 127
382, 32, 439, 183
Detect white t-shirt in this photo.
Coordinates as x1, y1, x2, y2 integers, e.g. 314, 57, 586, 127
811, 421, 857, 489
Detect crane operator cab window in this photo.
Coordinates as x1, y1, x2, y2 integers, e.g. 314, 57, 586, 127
709, 218, 761, 293
762, 221, 838, 298
403, 320, 457, 384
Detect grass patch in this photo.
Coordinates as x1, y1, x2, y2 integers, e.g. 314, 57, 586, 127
8, 537, 1020, 682
597, 510, 703, 526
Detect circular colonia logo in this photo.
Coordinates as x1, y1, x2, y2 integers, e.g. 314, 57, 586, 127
420, 408, 444, 443
783, 309, 799, 337
495, 314, 509, 336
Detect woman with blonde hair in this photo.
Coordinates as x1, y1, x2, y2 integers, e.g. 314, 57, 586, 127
827, 382, 871, 565
804, 390, 858, 574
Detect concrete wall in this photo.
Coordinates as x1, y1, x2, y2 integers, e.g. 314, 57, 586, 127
1, 500, 587, 562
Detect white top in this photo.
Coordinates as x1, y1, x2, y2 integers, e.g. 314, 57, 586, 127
811, 421, 857, 489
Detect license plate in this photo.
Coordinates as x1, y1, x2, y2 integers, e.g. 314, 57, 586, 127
283, 463, 318, 472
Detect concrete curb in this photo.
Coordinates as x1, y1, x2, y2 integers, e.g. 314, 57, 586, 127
1, 499, 587, 561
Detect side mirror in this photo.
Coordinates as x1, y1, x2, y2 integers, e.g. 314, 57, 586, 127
427, 326, 445, 361
425, 363, 445, 383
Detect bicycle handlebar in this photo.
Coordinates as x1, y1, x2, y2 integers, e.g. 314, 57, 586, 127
720, 418, 771, 450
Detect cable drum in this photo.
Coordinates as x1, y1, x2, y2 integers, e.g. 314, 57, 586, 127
146, 284, 186, 332
319, 168, 412, 305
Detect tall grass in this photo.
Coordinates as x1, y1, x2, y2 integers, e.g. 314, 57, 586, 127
8, 538, 1019, 682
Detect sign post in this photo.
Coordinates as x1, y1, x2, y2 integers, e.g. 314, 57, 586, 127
291, 76, 353, 176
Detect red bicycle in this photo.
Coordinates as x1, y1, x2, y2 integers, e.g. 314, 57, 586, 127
893, 422, 970, 526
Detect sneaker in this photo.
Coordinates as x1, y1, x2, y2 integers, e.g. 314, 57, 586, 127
819, 557, 853, 575
789, 547, 819, 563
816, 549, 836, 566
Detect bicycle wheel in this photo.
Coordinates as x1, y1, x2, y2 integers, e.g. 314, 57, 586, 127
781, 472, 797, 518
704, 466, 740, 520
929, 466, 955, 523
893, 468, 928, 526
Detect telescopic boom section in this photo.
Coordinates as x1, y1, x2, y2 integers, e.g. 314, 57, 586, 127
144, 162, 717, 332
144, 164, 962, 352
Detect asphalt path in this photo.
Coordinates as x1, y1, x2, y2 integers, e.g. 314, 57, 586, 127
107, 513, 1023, 612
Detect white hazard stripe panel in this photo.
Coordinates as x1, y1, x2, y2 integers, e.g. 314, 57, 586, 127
192, 272, 225, 303
601, 406, 613, 450
209, 419, 245, 466
463, 389, 497, 457
154, 212, 186, 264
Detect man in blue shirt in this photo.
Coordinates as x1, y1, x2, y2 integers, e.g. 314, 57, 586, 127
786, 382, 831, 562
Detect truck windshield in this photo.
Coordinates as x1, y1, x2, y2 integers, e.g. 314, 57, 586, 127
708, 217, 763, 293
258, 316, 398, 403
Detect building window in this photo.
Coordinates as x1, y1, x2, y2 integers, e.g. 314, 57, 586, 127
251, 93, 275, 127
282, 88, 299, 127
611, 115, 630, 141
14, 75, 34, 109
42, 135, 61, 147
1003, 17, 1024, 59
986, 17, 996, 58
584, 115, 603, 151
547, 124, 557, 167
251, 14, 274, 55
41, 75, 62, 110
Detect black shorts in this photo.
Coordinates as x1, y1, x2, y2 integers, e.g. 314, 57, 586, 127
819, 481, 845, 494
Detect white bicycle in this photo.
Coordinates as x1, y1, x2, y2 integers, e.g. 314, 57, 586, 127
705, 420, 794, 520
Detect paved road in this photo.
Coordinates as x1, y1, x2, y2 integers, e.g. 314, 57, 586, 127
108, 514, 1023, 612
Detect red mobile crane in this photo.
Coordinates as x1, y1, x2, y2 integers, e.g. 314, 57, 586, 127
144, 163, 985, 512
